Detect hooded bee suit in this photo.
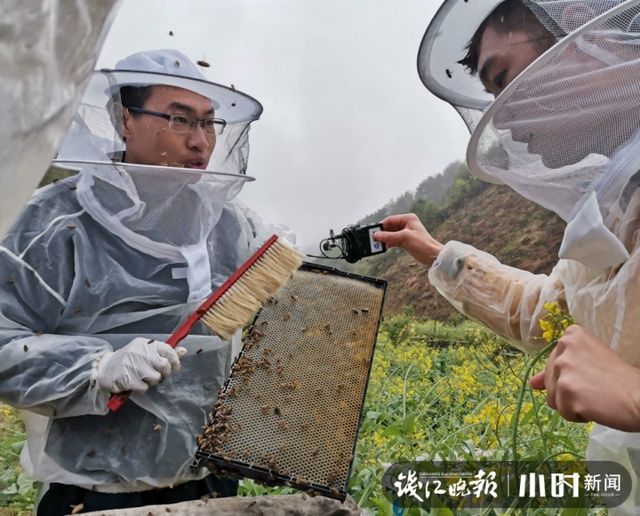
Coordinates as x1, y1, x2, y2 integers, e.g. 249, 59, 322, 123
421, 0, 640, 513
0, 49, 289, 496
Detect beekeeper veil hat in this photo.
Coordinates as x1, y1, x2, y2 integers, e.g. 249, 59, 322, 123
419, 0, 640, 269
55, 49, 264, 301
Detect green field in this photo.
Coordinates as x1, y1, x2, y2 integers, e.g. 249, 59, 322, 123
0, 315, 591, 514
0, 405, 32, 516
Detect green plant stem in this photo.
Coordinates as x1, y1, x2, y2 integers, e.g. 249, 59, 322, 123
375, 366, 400, 413
356, 465, 383, 508
402, 364, 415, 420
431, 422, 483, 458
528, 385, 549, 457
510, 341, 556, 462
541, 450, 583, 462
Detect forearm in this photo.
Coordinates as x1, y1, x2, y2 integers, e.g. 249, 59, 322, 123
429, 241, 565, 353
0, 329, 112, 417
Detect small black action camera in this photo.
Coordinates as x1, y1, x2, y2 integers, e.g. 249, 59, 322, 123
318, 222, 387, 263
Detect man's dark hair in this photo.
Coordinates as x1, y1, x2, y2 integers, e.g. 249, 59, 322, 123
119, 85, 154, 113
458, 0, 557, 75
107, 85, 154, 143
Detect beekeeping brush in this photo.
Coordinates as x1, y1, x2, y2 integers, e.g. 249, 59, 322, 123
107, 235, 303, 411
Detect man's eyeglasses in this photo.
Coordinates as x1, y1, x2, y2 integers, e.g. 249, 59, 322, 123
126, 107, 227, 136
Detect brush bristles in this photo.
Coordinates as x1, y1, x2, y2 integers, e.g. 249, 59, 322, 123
201, 239, 304, 340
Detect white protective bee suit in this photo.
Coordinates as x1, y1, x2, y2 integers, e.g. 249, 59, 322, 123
420, 1, 640, 513
0, 48, 286, 493
0, 0, 121, 237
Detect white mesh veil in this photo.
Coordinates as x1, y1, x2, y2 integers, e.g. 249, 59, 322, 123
56, 64, 263, 176
417, 0, 500, 132
417, 0, 622, 133
420, 0, 640, 268
53, 49, 264, 301
468, 0, 640, 223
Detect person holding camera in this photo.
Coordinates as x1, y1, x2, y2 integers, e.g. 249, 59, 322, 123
376, 2, 640, 512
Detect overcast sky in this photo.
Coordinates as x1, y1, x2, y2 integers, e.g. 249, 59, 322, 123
97, 0, 469, 251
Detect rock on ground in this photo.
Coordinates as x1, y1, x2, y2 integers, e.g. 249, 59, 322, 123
80, 493, 366, 515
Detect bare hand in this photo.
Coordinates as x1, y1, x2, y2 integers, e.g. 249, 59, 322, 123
374, 213, 444, 267
529, 325, 640, 431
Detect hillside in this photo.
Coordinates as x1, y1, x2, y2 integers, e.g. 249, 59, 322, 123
365, 184, 566, 320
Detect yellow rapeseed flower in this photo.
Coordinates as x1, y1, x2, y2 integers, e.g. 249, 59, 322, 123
539, 320, 552, 332
539, 301, 574, 343
543, 301, 561, 315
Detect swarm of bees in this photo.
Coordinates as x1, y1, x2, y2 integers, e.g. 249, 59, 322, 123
198, 401, 233, 453
232, 356, 256, 382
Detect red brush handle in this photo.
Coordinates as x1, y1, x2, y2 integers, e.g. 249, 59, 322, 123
107, 392, 129, 412
107, 234, 279, 412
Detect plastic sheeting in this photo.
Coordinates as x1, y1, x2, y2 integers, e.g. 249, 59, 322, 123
0, 0, 121, 237
1, 175, 271, 488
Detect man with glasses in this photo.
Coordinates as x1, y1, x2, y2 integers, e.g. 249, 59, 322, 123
0, 49, 282, 514
119, 86, 225, 170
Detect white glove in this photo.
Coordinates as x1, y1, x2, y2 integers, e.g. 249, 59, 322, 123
96, 337, 187, 393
